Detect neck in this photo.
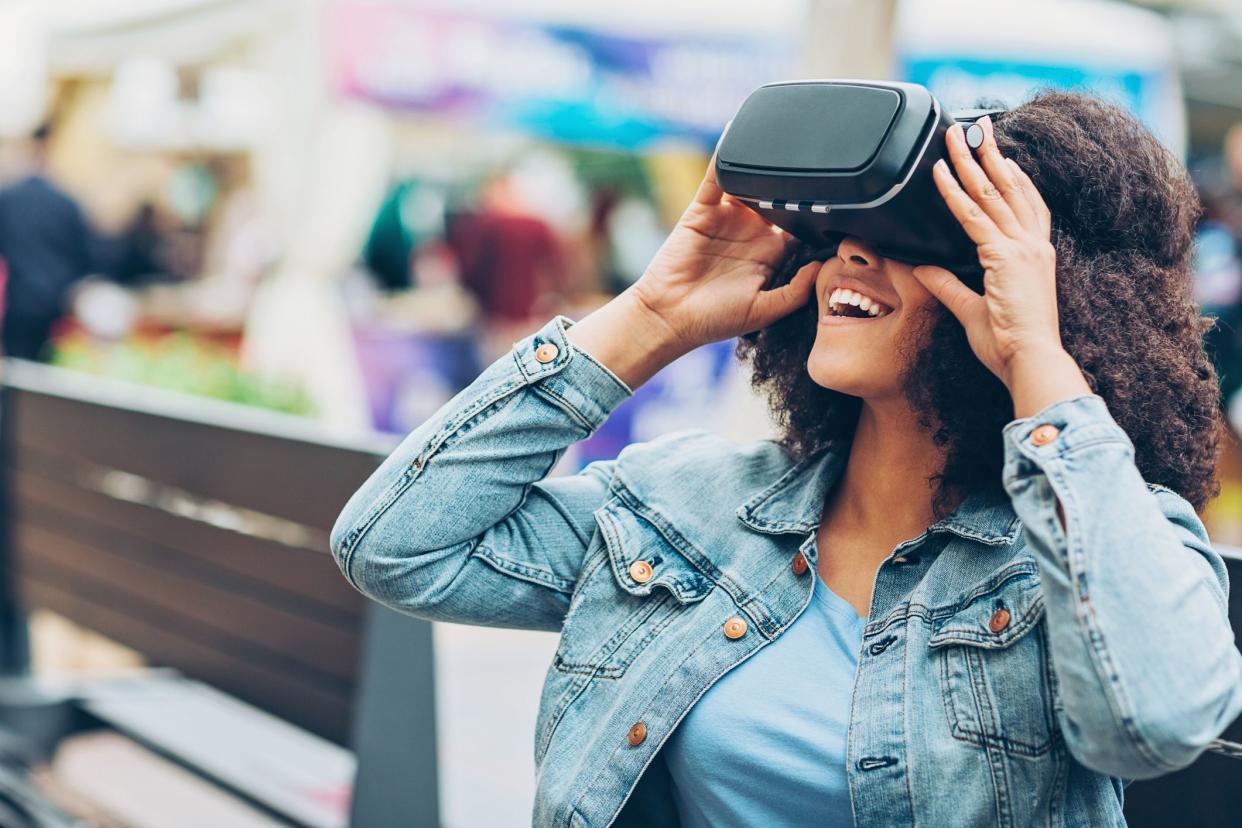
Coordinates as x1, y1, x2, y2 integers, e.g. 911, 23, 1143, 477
827, 397, 953, 540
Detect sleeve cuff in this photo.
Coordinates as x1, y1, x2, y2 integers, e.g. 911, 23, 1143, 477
510, 314, 634, 429
1002, 394, 1133, 476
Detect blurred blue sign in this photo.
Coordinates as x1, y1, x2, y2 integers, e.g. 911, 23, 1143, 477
903, 57, 1149, 115
330, 3, 794, 150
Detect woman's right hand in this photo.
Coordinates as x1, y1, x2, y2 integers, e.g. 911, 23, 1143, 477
565, 152, 819, 391
629, 152, 820, 352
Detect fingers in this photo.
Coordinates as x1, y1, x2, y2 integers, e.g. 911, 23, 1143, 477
976, 117, 1038, 233
944, 122, 1023, 237
911, 264, 987, 329
932, 157, 1006, 246
752, 259, 819, 326
1005, 157, 1052, 239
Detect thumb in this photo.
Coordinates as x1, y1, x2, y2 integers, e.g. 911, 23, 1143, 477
693, 147, 725, 207
751, 260, 819, 328
912, 265, 985, 328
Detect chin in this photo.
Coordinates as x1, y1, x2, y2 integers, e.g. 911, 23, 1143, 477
806, 349, 894, 398
804, 360, 884, 397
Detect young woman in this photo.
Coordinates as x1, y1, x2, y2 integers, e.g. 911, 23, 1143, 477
332, 91, 1242, 827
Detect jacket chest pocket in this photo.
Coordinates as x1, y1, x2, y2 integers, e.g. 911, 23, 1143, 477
928, 567, 1055, 757
552, 496, 713, 680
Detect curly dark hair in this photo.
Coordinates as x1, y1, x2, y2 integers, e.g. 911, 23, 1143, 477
737, 89, 1222, 514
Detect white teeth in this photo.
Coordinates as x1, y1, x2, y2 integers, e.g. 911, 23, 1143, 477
826, 285, 892, 318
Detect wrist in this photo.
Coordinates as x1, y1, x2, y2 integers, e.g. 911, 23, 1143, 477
617, 287, 693, 359
565, 291, 690, 391
1005, 346, 1093, 420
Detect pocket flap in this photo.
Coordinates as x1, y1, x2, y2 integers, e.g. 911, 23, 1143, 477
928, 568, 1044, 649
594, 498, 712, 604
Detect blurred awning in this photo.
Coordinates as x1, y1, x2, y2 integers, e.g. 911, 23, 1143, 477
1131, 2, 1242, 147
45, 0, 283, 74
0, 0, 287, 137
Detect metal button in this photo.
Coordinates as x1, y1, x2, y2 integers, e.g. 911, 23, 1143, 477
965, 122, 985, 150
534, 342, 559, 363
791, 552, 809, 576
1030, 424, 1060, 447
627, 722, 647, 746
723, 616, 748, 640
628, 560, 653, 584
988, 608, 1011, 634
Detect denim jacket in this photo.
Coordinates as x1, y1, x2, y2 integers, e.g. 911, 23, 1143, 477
331, 314, 1242, 827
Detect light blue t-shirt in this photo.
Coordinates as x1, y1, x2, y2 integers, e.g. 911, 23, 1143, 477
663, 576, 865, 827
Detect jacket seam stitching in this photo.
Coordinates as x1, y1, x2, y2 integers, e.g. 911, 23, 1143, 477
471, 544, 575, 594
1046, 462, 1178, 773
532, 381, 598, 433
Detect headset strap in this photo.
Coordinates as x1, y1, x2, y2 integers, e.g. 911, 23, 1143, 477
951, 107, 1009, 123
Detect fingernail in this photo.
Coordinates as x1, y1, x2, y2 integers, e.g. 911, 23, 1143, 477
981, 115, 992, 130
934, 158, 948, 174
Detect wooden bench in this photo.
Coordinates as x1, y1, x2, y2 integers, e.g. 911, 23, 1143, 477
0, 359, 438, 826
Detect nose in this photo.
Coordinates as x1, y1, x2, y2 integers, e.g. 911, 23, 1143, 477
837, 236, 880, 269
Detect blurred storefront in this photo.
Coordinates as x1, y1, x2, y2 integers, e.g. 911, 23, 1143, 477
322, 0, 806, 452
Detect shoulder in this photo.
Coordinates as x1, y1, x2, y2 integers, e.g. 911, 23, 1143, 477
608, 428, 795, 509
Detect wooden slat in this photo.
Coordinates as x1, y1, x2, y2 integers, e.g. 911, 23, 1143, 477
12, 521, 359, 686
12, 463, 364, 621
17, 577, 353, 743
0, 367, 402, 747
5, 389, 383, 529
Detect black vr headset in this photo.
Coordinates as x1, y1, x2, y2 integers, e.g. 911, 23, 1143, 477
715, 80, 1007, 281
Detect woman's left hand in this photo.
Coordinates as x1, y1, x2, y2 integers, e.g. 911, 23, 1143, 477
911, 116, 1092, 417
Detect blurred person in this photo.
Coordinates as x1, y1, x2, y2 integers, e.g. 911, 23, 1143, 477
445, 173, 568, 358
103, 201, 180, 287
1194, 189, 1242, 402
1221, 122, 1242, 238
0, 123, 93, 360
332, 92, 1241, 826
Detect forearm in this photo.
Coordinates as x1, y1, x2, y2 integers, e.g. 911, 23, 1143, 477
1002, 395, 1242, 776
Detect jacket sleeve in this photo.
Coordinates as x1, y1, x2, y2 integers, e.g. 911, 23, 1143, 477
330, 314, 633, 632
1002, 394, 1242, 779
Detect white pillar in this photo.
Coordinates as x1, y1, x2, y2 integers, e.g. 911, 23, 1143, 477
800, 0, 899, 79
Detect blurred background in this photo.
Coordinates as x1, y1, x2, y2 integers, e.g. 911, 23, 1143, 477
0, 0, 1241, 826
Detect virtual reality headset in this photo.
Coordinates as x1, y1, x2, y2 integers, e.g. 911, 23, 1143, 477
715, 80, 1007, 279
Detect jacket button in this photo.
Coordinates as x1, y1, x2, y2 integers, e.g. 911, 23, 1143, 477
791, 552, 809, 576
723, 616, 748, 640
534, 342, 560, 363
628, 560, 654, 584
989, 608, 1011, 633
627, 722, 647, 746
1030, 424, 1060, 446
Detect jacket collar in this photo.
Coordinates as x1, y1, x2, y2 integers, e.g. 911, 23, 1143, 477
735, 442, 1021, 546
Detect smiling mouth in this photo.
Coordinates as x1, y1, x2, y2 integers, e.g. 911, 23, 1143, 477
825, 287, 893, 319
